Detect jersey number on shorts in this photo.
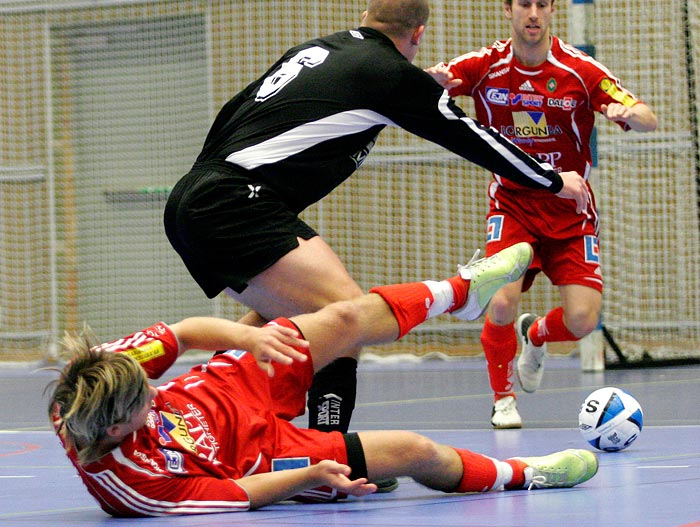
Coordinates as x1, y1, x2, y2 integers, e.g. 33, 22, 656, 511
487, 215, 504, 242
584, 235, 600, 263
256, 46, 330, 102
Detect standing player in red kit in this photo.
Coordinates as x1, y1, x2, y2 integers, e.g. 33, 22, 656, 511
47, 244, 599, 517
427, 0, 657, 428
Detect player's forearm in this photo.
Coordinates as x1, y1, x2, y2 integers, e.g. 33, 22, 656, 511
235, 467, 321, 509
457, 118, 564, 193
627, 103, 658, 132
170, 317, 257, 353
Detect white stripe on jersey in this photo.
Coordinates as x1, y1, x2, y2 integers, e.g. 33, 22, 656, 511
463, 117, 555, 189
86, 449, 249, 516
226, 109, 396, 169
550, 42, 635, 101
437, 91, 554, 188
448, 39, 509, 66
557, 40, 620, 81
437, 90, 456, 119
546, 53, 589, 96
94, 470, 249, 515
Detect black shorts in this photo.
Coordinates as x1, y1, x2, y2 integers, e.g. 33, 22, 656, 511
164, 160, 318, 297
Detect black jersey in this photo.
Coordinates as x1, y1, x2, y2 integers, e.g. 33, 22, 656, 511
196, 27, 563, 213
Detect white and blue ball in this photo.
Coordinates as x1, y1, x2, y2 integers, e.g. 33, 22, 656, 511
578, 387, 643, 452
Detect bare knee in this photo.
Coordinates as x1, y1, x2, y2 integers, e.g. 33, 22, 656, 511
321, 300, 364, 337
387, 432, 441, 468
564, 307, 601, 338
405, 433, 441, 462
488, 291, 519, 325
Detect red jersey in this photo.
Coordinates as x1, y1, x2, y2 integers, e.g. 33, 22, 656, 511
53, 321, 347, 517
447, 36, 640, 197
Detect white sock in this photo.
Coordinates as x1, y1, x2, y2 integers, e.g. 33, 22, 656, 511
492, 460, 515, 490
422, 280, 455, 318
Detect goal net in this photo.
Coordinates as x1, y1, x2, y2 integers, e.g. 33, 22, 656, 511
0, 0, 698, 366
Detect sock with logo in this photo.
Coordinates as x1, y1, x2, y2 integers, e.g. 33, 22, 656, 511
370, 278, 461, 338
480, 315, 517, 399
529, 306, 578, 347
451, 448, 515, 492
306, 357, 357, 432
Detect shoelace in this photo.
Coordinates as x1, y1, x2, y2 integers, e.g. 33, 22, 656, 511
526, 465, 576, 490
528, 475, 548, 490
457, 248, 481, 272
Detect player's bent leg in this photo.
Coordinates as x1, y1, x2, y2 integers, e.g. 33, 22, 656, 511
357, 430, 463, 491
559, 284, 603, 339
357, 431, 599, 493
482, 287, 523, 429
232, 236, 365, 321
231, 235, 366, 444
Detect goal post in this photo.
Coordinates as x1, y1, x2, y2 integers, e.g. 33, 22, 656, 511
0, 0, 698, 368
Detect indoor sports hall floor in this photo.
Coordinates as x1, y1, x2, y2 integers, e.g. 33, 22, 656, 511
1, 356, 699, 527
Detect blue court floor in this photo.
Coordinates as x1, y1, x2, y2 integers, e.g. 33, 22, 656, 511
1, 356, 699, 527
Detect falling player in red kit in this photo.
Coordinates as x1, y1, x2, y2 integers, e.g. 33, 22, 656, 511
47, 243, 598, 517
427, 0, 657, 428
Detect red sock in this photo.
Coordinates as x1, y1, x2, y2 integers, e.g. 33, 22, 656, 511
529, 306, 578, 347
480, 316, 517, 399
504, 458, 528, 489
446, 275, 468, 313
452, 448, 498, 492
369, 282, 434, 338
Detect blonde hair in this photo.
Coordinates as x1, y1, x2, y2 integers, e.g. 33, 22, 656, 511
365, 0, 430, 39
46, 328, 148, 465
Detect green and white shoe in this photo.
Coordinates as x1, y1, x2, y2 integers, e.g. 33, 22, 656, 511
451, 242, 533, 320
514, 449, 599, 489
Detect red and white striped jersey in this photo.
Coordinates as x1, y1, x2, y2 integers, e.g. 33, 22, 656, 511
52, 322, 346, 517
447, 36, 641, 193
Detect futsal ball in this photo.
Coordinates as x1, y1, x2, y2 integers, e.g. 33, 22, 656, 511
578, 387, 643, 452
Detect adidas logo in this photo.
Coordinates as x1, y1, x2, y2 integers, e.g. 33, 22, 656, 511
519, 80, 535, 92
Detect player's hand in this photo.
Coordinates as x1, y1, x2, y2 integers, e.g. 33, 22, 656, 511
424, 63, 463, 91
601, 103, 632, 125
248, 324, 309, 377
309, 460, 377, 497
555, 171, 589, 214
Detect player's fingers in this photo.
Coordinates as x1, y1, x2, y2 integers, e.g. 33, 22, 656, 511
257, 359, 275, 377
265, 343, 307, 365
275, 342, 308, 362
577, 184, 589, 213
344, 480, 377, 496
273, 326, 310, 349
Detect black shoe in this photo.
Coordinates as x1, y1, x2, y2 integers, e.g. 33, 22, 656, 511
373, 477, 399, 493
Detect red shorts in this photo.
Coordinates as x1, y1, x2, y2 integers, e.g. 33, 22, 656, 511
485, 184, 603, 293
206, 318, 352, 502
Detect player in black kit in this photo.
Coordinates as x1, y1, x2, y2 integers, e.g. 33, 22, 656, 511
164, 0, 589, 480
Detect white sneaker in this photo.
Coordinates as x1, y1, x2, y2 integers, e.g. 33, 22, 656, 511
516, 313, 546, 393
491, 395, 522, 429
451, 242, 533, 320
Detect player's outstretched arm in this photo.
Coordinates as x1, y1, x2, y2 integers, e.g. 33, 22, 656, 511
170, 317, 309, 376
424, 62, 463, 91
236, 460, 377, 509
